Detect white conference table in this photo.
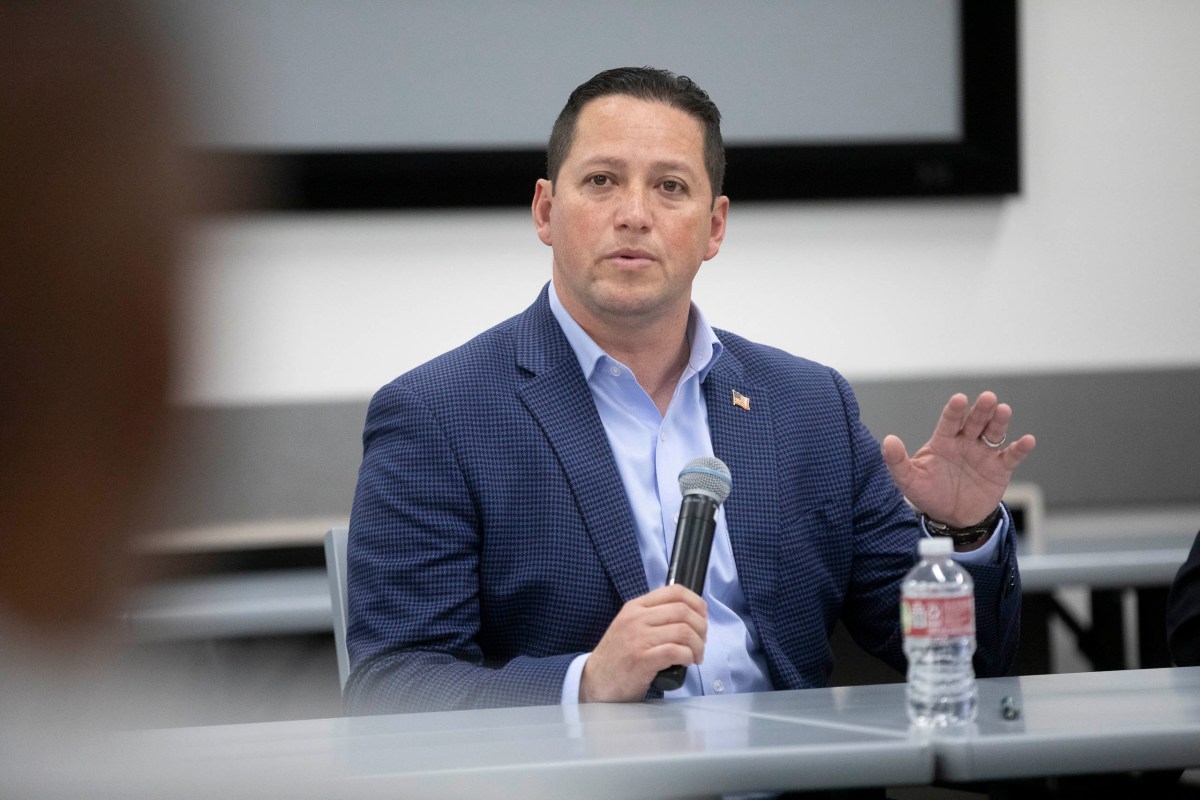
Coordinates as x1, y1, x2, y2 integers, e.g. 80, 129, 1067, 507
135, 690, 931, 799
680, 667, 1200, 785
933, 667, 1200, 782
115, 668, 1199, 799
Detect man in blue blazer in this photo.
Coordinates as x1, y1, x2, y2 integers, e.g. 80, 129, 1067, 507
346, 68, 1035, 714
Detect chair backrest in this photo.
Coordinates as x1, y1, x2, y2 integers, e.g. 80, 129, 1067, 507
323, 526, 350, 690
1003, 482, 1045, 553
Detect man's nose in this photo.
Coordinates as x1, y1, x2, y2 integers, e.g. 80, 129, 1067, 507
614, 186, 651, 231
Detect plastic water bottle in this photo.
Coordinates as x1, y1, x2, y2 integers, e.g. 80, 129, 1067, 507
901, 536, 978, 726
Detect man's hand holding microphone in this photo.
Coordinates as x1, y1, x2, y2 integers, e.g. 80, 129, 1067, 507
580, 458, 732, 702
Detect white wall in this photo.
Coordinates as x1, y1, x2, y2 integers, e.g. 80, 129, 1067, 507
176, 0, 1200, 406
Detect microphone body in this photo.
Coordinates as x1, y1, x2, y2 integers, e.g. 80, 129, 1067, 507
652, 457, 732, 692
665, 493, 720, 596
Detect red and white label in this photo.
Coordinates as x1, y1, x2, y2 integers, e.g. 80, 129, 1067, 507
901, 595, 975, 638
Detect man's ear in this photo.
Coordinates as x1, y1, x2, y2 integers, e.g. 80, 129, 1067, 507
532, 178, 554, 246
704, 195, 730, 261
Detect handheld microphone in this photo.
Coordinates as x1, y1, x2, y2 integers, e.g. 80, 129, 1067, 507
652, 456, 732, 692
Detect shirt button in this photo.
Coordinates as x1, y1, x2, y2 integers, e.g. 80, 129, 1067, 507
659, 431, 667, 441
713, 679, 725, 694
609, 366, 621, 377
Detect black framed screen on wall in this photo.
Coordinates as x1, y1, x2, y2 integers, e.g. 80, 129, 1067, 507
163, 0, 1017, 210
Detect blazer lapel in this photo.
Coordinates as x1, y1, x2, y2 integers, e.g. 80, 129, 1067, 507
513, 289, 650, 603
703, 349, 780, 641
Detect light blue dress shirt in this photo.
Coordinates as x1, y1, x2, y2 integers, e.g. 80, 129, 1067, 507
548, 283, 1001, 704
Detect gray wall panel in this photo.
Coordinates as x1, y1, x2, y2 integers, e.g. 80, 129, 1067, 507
150, 368, 1200, 533
853, 369, 1200, 509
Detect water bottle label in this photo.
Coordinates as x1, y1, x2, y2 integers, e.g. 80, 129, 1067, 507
901, 595, 975, 638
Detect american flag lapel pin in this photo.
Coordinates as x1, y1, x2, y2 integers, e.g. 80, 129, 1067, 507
732, 389, 750, 411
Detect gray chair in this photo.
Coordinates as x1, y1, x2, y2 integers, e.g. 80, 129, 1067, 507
323, 527, 350, 690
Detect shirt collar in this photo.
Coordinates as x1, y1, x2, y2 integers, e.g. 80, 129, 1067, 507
548, 280, 723, 383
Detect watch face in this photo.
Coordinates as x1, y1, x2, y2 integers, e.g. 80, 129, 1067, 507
922, 514, 950, 533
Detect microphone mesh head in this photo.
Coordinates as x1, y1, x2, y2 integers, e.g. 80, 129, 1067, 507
678, 456, 732, 504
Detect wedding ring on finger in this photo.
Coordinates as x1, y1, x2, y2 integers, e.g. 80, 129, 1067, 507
980, 433, 1006, 449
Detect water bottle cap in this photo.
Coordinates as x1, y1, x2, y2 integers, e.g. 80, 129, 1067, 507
918, 536, 954, 556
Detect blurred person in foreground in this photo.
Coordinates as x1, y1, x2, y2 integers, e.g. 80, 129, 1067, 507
0, 2, 189, 794
0, 0, 182, 675
0, 5, 318, 798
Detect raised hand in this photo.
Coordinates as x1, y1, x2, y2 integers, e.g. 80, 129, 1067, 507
881, 392, 1036, 528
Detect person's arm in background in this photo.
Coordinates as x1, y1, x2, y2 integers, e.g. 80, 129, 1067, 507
1167, 530, 1200, 666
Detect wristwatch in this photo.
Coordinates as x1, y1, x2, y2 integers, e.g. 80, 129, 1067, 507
921, 506, 1002, 547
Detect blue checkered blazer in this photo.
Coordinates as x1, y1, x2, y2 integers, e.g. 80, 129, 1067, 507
345, 286, 1021, 714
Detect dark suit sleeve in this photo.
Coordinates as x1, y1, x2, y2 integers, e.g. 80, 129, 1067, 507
343, 381, 576, 714
832, 372, 1021, 679
833, 374, 923, 675
959, 506, 1023, 677
1167, 530, 1200, 666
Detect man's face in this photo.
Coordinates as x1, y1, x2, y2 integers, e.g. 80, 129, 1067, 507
532, 95, 728, 334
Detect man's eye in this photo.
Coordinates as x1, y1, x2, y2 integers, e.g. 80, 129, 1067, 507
588, 175, 610, 186
661, 180, 683, 194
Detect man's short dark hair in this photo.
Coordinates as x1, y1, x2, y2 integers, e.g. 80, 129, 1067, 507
546, 66, 725, 198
